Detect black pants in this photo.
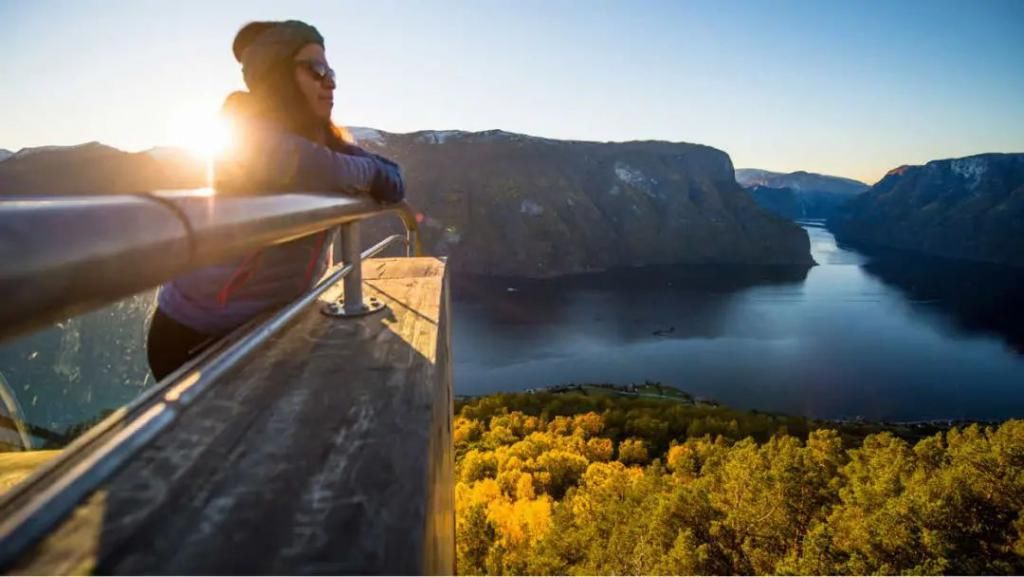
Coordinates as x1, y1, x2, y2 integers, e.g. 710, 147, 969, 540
147, 308, 220, 381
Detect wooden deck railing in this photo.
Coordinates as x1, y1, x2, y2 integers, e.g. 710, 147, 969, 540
0, 191, 454, 574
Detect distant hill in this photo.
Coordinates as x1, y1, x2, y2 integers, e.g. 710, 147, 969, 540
0, 130, 814, 276
735, 168, 869, 194
735, 169, 869, 220
830, 153, 1024, 267
0, 142, 206, 195
0, 149, 11, 163
352, 128, 813, 276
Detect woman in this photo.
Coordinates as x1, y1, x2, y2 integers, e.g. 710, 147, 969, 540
147, 20, 404, 380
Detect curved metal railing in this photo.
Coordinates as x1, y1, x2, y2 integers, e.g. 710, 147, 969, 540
0, 189, 421, 343
0, 189, 428, 566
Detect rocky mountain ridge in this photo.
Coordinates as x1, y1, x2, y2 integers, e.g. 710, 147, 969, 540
735, 168, 869, 194
736, 168, 869, 220
351, 128, 813, 275
0, 129, 814, 276
0, 142, 206, 195
829, 153, 1024, 267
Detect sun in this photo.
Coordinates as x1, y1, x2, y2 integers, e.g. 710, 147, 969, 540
168, 109, 233, 163
181, 115, 232, 162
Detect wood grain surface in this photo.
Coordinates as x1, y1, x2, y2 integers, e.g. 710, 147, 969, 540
9, 257, 454, 575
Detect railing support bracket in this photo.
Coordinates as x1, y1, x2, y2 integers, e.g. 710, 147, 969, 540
320, 221, 407, 320
322, 296, 387, 318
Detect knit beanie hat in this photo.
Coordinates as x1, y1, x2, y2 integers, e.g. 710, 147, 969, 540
233, 20, 324, 91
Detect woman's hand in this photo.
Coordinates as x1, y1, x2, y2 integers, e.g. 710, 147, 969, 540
369, 154, 405, 203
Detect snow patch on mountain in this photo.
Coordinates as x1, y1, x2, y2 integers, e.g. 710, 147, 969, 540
735, 168, 868, 195
350, 126, 561, 147
417, 130, 466, 144
349, 127, 387, 146
469, 129, 556, 144
520, 199, 544, 216
614, 162, 647, 186
470, 130, 516, 142
734, 168, 783, 187
950, 157, 987, 189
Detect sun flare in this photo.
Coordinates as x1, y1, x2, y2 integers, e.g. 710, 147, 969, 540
181, 116, 232, 162
168, 109, 233, 164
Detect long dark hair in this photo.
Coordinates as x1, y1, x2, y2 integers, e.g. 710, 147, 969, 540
225, 24, 355, 152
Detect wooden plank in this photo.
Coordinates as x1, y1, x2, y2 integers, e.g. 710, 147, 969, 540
8, 257, 453, 575
0, 452, 61, 497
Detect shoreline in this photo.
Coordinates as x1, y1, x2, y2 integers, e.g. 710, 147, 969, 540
454, 382, 1009, 428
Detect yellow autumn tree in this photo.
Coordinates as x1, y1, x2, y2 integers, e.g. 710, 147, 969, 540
453, 391, 1024, 575
617, 437, 649, 465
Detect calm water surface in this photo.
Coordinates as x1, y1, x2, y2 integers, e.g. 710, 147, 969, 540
2, 223, 1023, 446
452, 223, 1024, 421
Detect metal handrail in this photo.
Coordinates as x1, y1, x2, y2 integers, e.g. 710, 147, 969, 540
0, 190, 426, 563
0, 190, 421, 343
0, 232, 411, 565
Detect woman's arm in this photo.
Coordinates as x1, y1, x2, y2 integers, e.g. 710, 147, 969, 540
366, 153, 405, 204
216, 123, 404, 202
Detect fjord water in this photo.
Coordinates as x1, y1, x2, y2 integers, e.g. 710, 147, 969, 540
452, 222, 1024, 421
2, 223, 1023, 444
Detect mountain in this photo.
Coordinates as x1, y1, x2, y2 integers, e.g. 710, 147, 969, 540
0, 143, 206, 195
735, 168, 869, 194
735, 169, 869, 220
353, 128, 813, 276
829, 153, 1024, 267
745, 185, 839, 221
0, 130, 814, 276
0, 149, 11, 163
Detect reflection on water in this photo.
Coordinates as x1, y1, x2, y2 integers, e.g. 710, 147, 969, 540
856, 246, 1024, 354
453, 222, 1024, 421
454, 264, 811, 368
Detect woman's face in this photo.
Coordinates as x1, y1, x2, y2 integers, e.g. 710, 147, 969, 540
293, 43, 335, 122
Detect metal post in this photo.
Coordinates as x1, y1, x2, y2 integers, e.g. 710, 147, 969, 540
341, 222, 364, 312
325, 221, 386, 318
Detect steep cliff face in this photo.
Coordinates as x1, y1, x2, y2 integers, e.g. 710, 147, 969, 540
829, 153, 1024, 267
355, 129, 813, 276
0, 131, 814, 276
736, 169, 868, 221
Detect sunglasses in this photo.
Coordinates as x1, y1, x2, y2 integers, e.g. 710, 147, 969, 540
294, 59, 336, 84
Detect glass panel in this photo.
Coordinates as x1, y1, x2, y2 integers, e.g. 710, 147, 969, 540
0, 290, 157, 496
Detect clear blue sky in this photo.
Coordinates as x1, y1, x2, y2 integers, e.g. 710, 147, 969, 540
1, 0, 1022, 183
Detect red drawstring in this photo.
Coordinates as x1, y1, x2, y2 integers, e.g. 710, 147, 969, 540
302, 231, 329, 288
216, 232, 327, 308
217, 250, 263, 307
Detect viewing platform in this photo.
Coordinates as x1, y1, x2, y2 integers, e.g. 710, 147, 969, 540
0, 192, 454, 574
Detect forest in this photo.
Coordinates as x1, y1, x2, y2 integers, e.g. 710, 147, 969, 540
453, 390, 1024, 575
